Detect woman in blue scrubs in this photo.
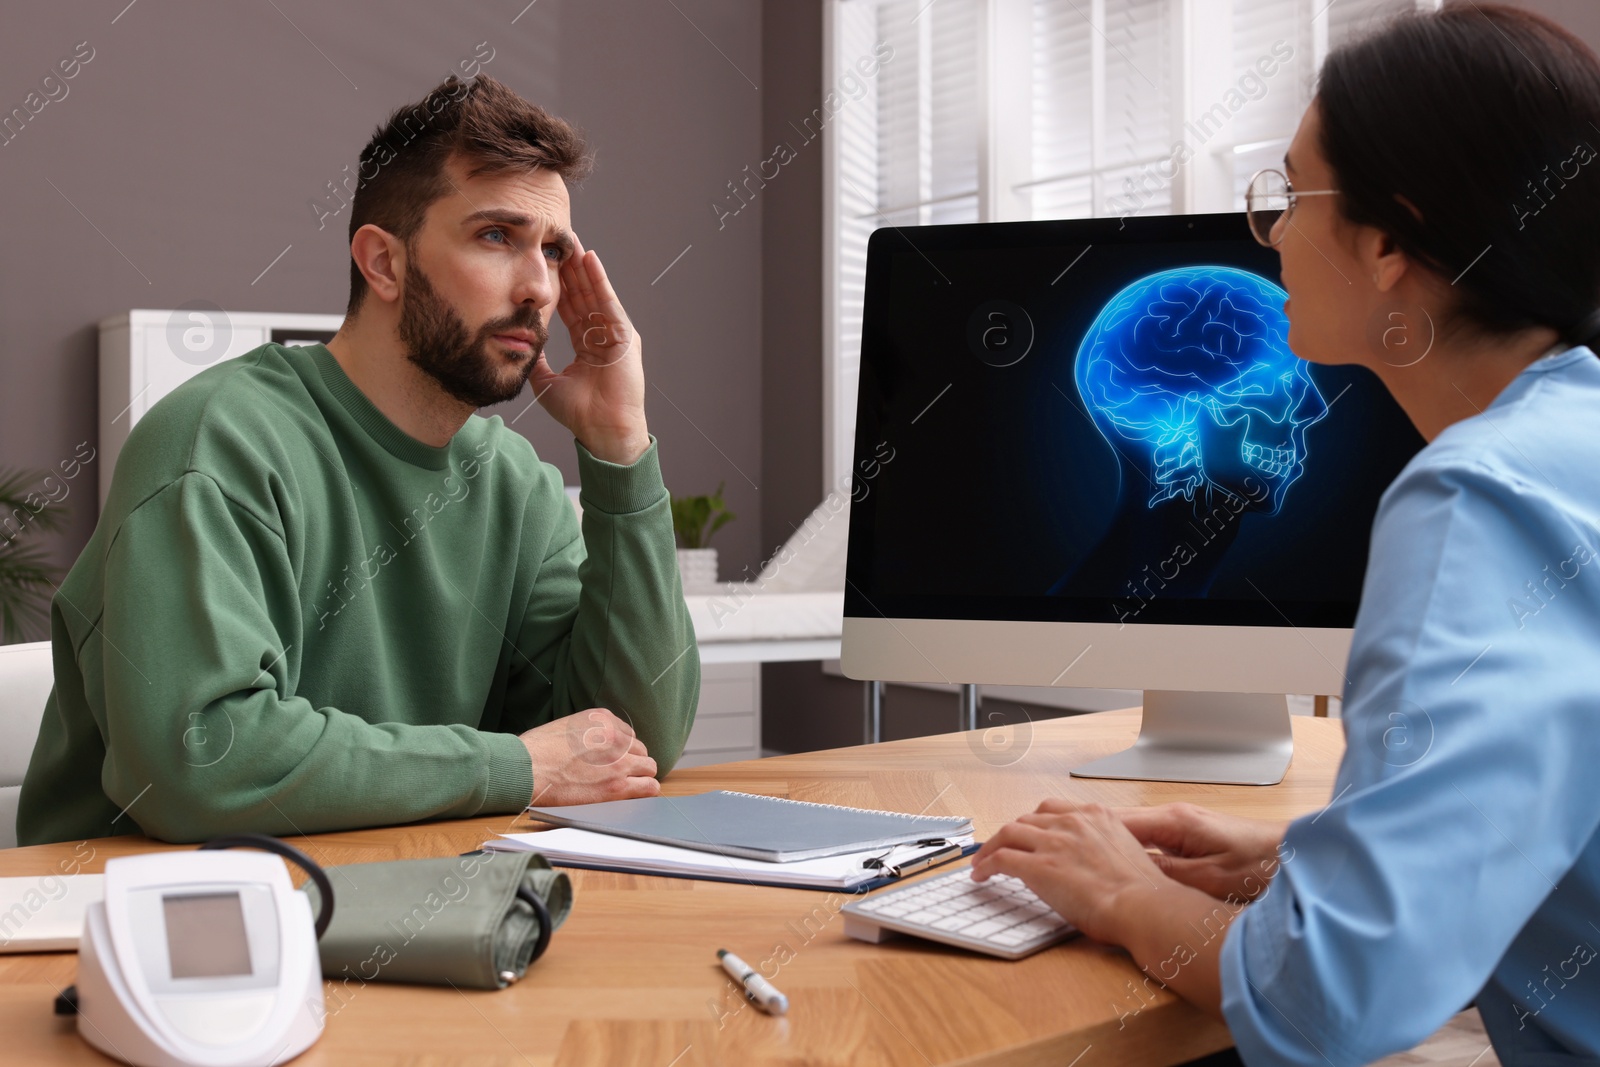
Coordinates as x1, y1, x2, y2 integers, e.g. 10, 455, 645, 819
972, 5, 1600, 1064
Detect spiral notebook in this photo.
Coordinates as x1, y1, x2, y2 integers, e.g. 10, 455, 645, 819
523, 790, 973, 863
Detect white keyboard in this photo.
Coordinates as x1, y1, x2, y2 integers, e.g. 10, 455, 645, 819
841, 867, 1078, 960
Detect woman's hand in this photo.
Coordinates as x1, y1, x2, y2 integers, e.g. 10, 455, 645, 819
972, 798, 1245, 1018
1116, 802, 1290, 903
970, 799, 1169, 947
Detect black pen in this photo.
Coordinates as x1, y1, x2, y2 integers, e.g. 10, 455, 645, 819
884, 842, 964, 878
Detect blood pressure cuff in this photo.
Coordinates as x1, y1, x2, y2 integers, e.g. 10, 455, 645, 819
300, 851, 571, 990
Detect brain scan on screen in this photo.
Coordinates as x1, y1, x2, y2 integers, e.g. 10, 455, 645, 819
1074, 266, 1328, 515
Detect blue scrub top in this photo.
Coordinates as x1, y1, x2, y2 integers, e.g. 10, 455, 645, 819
1220, 345, 1600, 1066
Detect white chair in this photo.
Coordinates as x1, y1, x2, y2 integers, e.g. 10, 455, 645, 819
0, 641, 54, 849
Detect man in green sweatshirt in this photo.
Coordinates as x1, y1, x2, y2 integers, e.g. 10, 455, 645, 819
18, 75, 700, 845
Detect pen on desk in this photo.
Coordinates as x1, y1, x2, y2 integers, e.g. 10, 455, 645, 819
884, 842, 964, 878
718, 949, 788, 1015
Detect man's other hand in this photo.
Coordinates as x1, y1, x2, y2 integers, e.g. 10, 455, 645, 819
519, 707, 661, 805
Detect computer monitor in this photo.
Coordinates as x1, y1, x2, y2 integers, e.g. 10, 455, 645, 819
840, 212, 1424, 784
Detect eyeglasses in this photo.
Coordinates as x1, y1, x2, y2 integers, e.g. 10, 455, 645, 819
1245, 168, 1341, 247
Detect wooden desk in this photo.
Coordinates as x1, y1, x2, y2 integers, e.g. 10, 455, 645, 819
0, 708, 1344, 1066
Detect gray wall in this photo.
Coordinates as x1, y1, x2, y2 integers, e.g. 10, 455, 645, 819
0, 0, 765, 611
759, 0, 826, 564
757, 0, 878, 752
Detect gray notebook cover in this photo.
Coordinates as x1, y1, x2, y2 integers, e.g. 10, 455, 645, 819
524, 791, 972, 862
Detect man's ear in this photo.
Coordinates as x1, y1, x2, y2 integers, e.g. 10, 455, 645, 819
350, 224, 406, 305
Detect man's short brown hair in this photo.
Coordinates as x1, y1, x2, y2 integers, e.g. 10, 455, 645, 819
344, 74, 592, 316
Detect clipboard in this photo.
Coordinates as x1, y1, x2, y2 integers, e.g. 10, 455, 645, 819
526, 843, 982, 893
477, 831, 980, 892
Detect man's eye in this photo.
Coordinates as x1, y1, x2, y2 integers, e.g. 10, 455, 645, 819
482, 228, 508, 244
543, 245, 564, 262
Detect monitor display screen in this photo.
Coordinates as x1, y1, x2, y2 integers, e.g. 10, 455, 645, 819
844, 213, 1425, 629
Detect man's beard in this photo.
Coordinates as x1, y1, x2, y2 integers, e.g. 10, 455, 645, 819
397, 258, 547, 409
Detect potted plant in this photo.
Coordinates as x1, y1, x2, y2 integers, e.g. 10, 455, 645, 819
0, 467, 65, 643
670, 481, 735, 592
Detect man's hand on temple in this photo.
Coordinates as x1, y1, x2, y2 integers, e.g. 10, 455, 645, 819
532, 233, 650, 465
519, 707, 661, 805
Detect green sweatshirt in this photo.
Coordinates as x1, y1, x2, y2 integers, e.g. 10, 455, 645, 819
18, 343, 699, 845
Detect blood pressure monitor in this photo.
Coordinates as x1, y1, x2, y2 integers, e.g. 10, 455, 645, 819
69, 836, 333, 1067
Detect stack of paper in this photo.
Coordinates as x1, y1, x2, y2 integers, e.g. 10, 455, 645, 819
483, 828, 976, 891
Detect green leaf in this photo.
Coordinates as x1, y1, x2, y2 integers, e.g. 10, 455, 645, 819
669, 482, 737, 550
706, 509, 736, 546
0, 467, 67, 538
0, 466, 69, 643
0, 538, 58, 643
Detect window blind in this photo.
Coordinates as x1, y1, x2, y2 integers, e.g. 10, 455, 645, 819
827, 0, 1439, 486
1028, 0, 1175, 220
832, 0, 983, 485
1230, 0, 1436, 205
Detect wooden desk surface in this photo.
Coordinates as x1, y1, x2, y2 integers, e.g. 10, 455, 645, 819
0, 707, 1344, 1067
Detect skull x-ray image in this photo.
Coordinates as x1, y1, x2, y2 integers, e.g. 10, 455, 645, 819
1074, 266, 1328, 514
1055, 266, 1331, 599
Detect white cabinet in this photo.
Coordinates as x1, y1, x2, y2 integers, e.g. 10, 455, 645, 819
97, 309, 343, 510
676, 662, 762, 768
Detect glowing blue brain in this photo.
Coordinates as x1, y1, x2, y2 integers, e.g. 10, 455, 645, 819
1074, 266, 1327, 511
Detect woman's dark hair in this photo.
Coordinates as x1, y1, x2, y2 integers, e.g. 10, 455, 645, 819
1318, 2, 1600, 350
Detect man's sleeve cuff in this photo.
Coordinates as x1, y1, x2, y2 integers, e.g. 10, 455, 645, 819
575, 435, 668, 516
480, 732, 534, 814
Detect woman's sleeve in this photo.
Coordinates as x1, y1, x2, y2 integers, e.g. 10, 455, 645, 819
1219, 459, 1600, 1066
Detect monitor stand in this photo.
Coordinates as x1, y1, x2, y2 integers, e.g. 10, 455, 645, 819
1069, 691, 1293, 786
